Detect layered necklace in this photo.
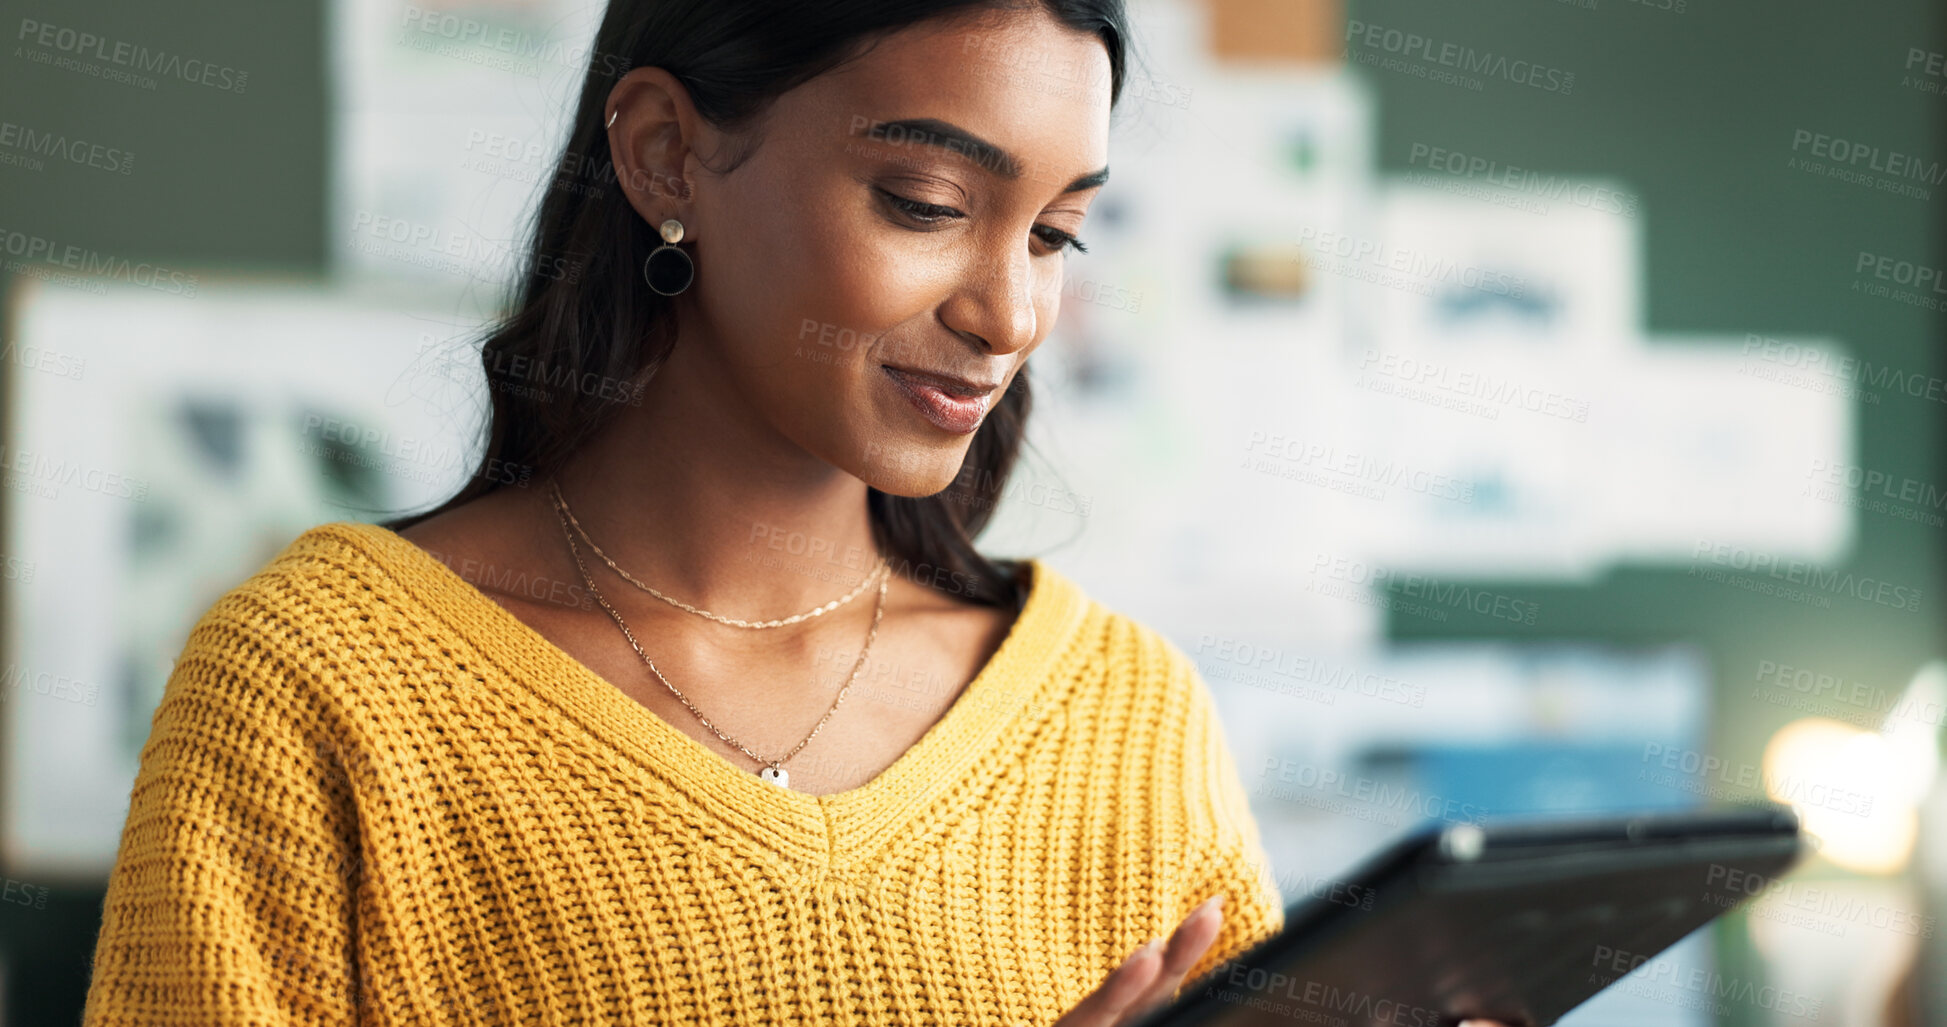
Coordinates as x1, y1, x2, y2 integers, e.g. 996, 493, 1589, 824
546, 478, 892, 790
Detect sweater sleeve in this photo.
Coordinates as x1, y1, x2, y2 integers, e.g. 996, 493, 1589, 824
83, 602, 364, 1026
1167, 646, 1287, 994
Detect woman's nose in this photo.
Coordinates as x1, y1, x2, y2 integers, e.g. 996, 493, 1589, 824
938, 243, 1042, 355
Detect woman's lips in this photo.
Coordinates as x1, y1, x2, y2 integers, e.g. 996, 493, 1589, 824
881, 366, 993, 435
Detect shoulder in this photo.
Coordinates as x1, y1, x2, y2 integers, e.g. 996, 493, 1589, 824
1023, 562, 1244, 790
173, 520, 433, 693
199, 519, 411, 623
1031, 567, 1281, 916
139, 522, 428, 787
1029, 559, 1210, 704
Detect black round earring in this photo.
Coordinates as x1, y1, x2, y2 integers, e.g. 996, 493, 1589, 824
644, 218, 694, 296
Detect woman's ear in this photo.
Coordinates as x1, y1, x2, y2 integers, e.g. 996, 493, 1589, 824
604, 67, 705, 228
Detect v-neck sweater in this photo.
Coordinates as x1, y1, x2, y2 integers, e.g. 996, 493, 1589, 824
82, 520, 1286, 1026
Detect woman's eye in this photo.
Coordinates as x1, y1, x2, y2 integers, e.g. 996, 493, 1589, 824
1033, 225, 1089, 255
877, 187, 963, 225
878, 186, 1089, 255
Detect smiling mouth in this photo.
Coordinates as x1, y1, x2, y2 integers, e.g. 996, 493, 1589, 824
880, 365, 999, 435
879, 364, 1003, 397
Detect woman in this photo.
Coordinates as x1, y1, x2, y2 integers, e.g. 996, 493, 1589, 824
81, 1, 1511, 1024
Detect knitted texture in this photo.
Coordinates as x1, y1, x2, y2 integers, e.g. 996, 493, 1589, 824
83, 521, 1286, 1026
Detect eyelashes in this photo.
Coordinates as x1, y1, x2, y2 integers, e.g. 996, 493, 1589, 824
874, 186, 1089, 255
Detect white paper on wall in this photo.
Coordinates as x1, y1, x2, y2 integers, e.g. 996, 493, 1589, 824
1590, 338, 1853, 567
5, 281, 493, 877
331, 0, 603, 295
1367, 178, 1643, 355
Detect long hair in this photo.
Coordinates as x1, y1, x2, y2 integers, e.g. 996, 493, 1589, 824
380, 0, 1133, 609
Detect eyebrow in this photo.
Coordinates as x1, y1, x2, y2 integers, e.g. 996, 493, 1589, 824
858, 117, 1109, 194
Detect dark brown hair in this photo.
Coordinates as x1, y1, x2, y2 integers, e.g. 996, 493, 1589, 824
381, 0, 1133, 609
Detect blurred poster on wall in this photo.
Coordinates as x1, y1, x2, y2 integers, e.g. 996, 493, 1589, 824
3, 280, 484, 877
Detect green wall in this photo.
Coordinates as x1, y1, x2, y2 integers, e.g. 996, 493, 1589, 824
0, 0, 327, 268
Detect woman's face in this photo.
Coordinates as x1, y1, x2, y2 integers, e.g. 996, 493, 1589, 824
612, 6, 1111, 497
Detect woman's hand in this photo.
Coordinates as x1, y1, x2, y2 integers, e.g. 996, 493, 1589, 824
1051, 894, 1229, 1027
1049, 894, 1520, 1027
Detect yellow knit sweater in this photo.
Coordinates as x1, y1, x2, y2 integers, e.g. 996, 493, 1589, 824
83, 521, 1285, 1025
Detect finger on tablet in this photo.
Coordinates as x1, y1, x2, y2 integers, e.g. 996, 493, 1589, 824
1052, 937, 1164, 1027
1119, 895, 1226, 1017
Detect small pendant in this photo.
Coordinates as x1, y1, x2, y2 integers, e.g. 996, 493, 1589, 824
759, 765, 790, 789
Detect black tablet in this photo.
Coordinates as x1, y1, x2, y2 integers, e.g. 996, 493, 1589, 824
1134, 805, 1806, 1027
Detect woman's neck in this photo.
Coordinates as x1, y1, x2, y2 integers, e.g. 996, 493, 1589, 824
544, 346, 887, 620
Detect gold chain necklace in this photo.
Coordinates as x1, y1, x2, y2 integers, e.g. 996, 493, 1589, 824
548, 477, 889, 629
550, 483, 887, 790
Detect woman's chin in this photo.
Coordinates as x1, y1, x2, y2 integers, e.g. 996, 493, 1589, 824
862, 466, 965, 500
846, 427, 974, 498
